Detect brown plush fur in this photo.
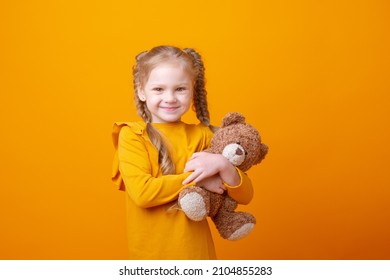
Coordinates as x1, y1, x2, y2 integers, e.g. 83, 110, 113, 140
178, 112, 268, 240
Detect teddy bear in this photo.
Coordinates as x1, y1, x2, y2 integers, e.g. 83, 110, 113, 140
178, 112, 268, 240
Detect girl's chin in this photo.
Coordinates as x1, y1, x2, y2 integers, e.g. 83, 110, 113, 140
152, 114, 182, 123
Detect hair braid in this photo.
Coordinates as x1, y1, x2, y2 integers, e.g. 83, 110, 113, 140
183, 48, 211, 127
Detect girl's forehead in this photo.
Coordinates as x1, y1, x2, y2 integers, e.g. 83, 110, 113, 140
146, 61, 194, 81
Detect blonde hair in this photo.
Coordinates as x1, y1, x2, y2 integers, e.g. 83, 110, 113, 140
133, 45, 212, 175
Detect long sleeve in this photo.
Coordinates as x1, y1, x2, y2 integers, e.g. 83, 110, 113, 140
226, 168, 254, 205
117, 125, 189, 208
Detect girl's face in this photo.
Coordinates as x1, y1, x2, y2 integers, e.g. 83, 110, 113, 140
139, 62, 194, 123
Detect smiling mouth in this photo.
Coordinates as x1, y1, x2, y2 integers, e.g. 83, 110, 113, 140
161, 106, 179, 111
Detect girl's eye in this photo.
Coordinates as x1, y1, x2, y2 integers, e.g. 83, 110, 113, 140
153, 87, 163, 92
176, 87, 187, 92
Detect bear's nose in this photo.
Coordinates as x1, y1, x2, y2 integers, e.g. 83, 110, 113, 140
236, 148, 243, 155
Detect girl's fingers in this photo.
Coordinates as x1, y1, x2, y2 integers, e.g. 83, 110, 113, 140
182, 175, 192, 185
216, 187, 224, 194
182, 170, 200, 185
183, 169, 210, 185
183, 162, 192, 172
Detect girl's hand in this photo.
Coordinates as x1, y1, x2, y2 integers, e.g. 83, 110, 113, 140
197, 174, 226, 194
182, 152, 227, 185
183, 151, 241, 187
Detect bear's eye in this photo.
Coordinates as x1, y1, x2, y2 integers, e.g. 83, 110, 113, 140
236, 142, 241, 145
245, 151, 248, 155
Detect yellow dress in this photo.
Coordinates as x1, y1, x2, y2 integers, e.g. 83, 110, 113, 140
112, 121, 253, 259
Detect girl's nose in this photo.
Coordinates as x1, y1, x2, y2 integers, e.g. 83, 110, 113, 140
164, 91, 177, 102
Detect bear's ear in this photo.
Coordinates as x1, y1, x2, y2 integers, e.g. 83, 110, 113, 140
253, 143, 268, 165
254, 143, 269, 165
221, 112, 246, 127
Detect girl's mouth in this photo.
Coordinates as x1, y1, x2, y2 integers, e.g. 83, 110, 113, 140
161, 106, 179, 111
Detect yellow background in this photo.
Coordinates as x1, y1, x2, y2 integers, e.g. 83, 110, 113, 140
1, 0, 389, 259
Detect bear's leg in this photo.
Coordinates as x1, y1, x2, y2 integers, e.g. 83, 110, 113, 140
225, 213, 256, 240
212, 195, 256, 240
178, 186, 210, 221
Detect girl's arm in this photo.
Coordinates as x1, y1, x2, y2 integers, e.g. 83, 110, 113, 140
117, 126, 189, 208
183, 152, 239, 185
183, 152, 254, 204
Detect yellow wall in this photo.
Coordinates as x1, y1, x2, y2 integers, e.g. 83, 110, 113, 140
1, 0, 389, 259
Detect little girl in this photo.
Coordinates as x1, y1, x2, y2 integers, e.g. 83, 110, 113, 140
112, 45, 254, 260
